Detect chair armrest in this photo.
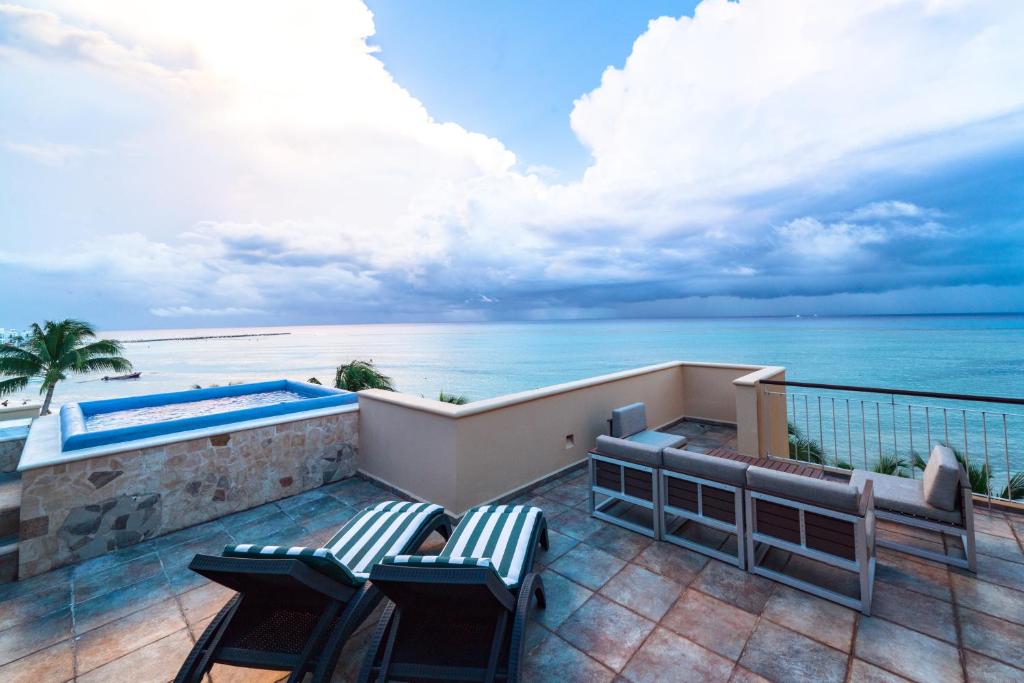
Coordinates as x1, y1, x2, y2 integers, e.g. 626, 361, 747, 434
858, 478, 874, 517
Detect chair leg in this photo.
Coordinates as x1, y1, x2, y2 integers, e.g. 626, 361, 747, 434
174, 593, 241, 683
508, 573, 543, 683
357, 602, 398, 683
309, 587, 382, 682
539, 519, 549, 551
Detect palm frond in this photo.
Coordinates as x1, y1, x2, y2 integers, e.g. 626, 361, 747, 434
438, 391, 469, 405
999, 472, 1024, 501
0, 356, 43, 378
787, 421, 824, 464
939, 442, 992, 495
0, 376, 30, 396
77, 356, 133, 374
334, 360, 395, 392
73, 338, 126, 359
872, 452, 909, 477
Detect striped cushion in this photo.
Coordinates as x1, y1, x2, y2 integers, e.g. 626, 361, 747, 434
223, 543, 358, 583
224, 500, 444, 584
384, 504, 543, 589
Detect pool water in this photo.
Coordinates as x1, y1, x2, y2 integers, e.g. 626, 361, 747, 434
84, 389, 306, 431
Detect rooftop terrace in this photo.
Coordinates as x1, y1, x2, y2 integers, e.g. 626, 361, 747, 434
1, 453, 1022, 682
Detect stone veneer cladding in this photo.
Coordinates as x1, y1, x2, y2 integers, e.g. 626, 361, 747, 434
0, 437, 25, 472
18, 410, 357, 577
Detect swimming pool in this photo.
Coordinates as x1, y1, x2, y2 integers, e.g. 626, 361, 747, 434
59, 380, 357, 451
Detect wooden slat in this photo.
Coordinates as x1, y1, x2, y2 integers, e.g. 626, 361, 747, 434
806, 536, 856, 560
667, 491, 698, 512
756, 520, 801, 544
624, 480, 653, 501
702, 488, 734, 504
804, 513, 855, 549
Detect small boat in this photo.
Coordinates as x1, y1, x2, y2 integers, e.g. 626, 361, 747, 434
102, 372, 142, 381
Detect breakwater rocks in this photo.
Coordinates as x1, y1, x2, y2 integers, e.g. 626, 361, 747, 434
120, 332, 291, 343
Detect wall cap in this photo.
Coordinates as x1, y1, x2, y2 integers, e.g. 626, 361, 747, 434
361, 360, 784, 418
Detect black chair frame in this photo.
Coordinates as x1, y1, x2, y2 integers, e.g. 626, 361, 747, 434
175, 513, 452, 683
358, 517, 548, 683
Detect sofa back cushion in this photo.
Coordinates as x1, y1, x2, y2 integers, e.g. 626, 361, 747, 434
612, 402, 647, 438
746, 465, 862, 514
663, 448, 748, 487
595, 435, 662, 468
922, 445, 961, 511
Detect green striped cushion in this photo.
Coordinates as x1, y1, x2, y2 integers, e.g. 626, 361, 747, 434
223, 543, 359, 584
225, 500, 444, 584
384, 504, 543, 588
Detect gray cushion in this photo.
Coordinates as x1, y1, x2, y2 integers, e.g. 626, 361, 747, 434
850, 470, 962, 525
922, 445, 961, 511
594, 435, 662, 468
628, 430, 688, 450
612, 403, 647, 438
663, 448, 748, 487
746, 466, 862, 513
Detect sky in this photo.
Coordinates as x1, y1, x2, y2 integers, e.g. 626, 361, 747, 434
1, 0, 1023, 329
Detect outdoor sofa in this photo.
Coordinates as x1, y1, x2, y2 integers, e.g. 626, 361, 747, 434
359, 504, 548, 683
850, 444, 976, 571
745, 466, 876, 614
588, 402, 687, 537
660, 447, 750, 568
175, 500, 451, 683
610, 401, 688, 449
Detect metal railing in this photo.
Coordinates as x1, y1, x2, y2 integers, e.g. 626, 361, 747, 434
761, 380, 1024, 505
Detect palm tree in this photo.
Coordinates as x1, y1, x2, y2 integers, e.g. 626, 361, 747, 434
788, 422, 824, 464
438, 391, 468, 405
872, 452, 909, 477
0, 319, 132, 415
1000, 472, 1024, 501
334, 360, 395, 392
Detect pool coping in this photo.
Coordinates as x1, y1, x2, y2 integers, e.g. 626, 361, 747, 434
18, 403, 360, 472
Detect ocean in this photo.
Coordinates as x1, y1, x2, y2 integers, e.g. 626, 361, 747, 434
10, 315, 1024, 409
7, 315, 1024, 490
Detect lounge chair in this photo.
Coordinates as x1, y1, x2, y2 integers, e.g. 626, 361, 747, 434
745, 466, 876, 614
850, 444, 976, 571
660, 447, 750, 568
175, 501, 452, 683
589, 435, 663, 537
358, 504, 548, 683
610, 402, 688, 449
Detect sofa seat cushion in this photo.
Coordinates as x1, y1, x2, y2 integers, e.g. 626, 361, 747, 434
850, 470, 962, 525
627, 429, 688, 450
663, 448, 748, 487
594, 435, 662, 467
922, 445, 961, 511
747, 466, 862, 513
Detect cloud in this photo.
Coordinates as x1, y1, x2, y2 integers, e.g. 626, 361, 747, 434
150, 306, 262, 317
1, 0, 1024, 325
4, 140, 100, 165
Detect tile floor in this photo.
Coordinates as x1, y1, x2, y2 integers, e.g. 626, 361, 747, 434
1, 465, 1024, 682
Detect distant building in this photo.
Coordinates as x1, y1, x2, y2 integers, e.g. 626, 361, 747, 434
0, 328, 28, 345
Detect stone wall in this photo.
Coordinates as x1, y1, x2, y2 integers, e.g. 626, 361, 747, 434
18, 409, 357, 577
0, 437, 25, 473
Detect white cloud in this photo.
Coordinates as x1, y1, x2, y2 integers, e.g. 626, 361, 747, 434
570, 0, 1024, 207
2, 0, 1023, 323
3, 141, 100, 165
150, 306, 261, 317
775, 217, 887, 260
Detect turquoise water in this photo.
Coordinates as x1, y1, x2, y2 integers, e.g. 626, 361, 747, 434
7, 315, 1024, 488
11, 315, 1023, 408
